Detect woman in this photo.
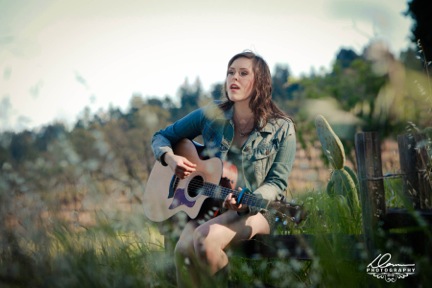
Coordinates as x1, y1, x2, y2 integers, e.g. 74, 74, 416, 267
151, 51, 296, 287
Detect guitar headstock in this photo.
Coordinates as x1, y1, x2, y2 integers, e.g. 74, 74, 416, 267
268, 201, 307, 225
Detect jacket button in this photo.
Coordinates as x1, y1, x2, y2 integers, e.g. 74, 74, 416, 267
244, 146, 250, 152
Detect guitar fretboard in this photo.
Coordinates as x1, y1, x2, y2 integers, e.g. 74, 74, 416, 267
201, 182, 269, 209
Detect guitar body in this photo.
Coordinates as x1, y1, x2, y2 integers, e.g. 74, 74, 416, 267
143, 139, 237, 222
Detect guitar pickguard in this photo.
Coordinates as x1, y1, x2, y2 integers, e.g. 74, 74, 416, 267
168, 188, 195, 209
169, 174, 205, 208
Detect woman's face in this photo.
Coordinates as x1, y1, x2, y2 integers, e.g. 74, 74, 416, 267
226, 57, 255, 103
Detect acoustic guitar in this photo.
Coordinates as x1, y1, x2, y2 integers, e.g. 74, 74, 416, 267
143, 138, 303, 223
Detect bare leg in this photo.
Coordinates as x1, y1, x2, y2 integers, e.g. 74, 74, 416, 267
193, 210, 270, 274
174, 220, 201, 288
174, 211, 270, 287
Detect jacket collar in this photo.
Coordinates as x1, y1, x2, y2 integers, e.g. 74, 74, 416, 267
214, 102, 276, 134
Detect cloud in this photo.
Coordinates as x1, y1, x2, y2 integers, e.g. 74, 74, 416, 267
327, 0, 404, 39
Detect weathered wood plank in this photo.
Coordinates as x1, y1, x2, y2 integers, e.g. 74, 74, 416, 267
413, 133, 432, 209
398, 134, 422, 208
355, 132, 386, 256
398, 133, 432, 209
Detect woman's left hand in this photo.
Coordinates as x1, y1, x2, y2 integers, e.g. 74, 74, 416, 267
223, 192, 249, 213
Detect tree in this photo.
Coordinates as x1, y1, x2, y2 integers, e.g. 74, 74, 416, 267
334, 48, 360, 69
210, 83, 223, 101
10, 130, 37, 163
334, 47, 387, 114
0, 132, 13, 165
36, 123, 67, 152
177, 77, 202, 115
399, 47, 424, 72
272, 64, 290, 101
405, 0, 432, 62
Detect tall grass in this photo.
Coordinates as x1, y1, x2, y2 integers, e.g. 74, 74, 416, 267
1, 178, 430, 287
0, 212, 176, 288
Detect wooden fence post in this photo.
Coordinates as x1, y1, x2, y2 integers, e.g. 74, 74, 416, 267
398, 133, 432, 209
355, 132, 386, 256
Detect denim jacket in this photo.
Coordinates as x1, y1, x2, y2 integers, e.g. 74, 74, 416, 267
151, 101, 296, 205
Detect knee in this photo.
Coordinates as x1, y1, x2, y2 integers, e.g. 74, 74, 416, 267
192, 228, 218, 262
174, 236, 194, 262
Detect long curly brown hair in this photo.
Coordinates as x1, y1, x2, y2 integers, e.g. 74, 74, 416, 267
219, 51, 292, 129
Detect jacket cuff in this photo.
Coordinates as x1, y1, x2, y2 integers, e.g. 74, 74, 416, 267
253, 183, 279, 202
156, 147, 173, 166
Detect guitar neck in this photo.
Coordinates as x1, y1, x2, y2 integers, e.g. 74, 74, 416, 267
202, 182, 269, 210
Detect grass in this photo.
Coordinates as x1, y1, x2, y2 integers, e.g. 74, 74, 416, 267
0, 183, 431, 287
0, 217, 174, 288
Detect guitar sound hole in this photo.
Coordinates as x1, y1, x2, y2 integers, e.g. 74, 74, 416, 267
188, 176, 204, 197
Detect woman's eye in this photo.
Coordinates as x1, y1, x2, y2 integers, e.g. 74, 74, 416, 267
240, 71, 248, 76
227, 71, 234, 75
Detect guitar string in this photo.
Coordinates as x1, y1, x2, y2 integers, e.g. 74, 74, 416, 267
202, 182, 255, 205
178, 180, 269, 209
212, 183, 268, 209
183, 181, 254, 204
174, 179, 298, 220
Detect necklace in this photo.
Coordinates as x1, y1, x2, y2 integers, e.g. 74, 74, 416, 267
234, 114, 254, 137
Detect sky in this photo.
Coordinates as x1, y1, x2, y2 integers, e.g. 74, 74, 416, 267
0, 0, 413, 132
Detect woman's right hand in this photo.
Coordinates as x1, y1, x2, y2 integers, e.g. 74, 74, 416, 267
163, 152, 196, 179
